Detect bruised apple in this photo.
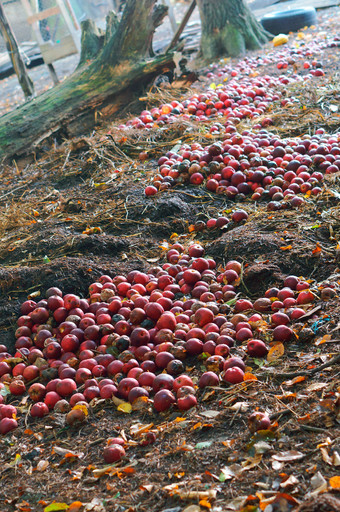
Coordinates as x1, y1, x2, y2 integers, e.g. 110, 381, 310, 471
248, 411, 271, 433
177, 394, 197, 411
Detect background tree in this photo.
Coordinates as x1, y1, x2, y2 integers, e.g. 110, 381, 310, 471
196, 0, 270, 61
0, 1, 34, 98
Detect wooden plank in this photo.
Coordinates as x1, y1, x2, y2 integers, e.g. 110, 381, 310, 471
55, 0, 80, 52
39, 34, 78, 64
64, 0, 80, 31
21, 0, 45, 46
26, 6, 61, 24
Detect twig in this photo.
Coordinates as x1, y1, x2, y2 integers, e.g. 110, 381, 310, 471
273, 353, 340, 379
299, 425, 328, 433
270, 409, 292, 420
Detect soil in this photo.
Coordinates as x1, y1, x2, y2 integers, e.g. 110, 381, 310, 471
0, 5, 339, 512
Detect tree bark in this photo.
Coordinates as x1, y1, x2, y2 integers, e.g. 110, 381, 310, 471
0, 0, 172, 162
196, 0, 271, 61
0, 1, 34, 99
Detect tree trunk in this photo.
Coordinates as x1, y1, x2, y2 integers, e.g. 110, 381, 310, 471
196, 0, 271, 61
0, 1, 34, 99
0, 0, 172, 162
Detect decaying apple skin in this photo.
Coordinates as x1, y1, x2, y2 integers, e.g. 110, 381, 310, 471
248, 411, 271, 433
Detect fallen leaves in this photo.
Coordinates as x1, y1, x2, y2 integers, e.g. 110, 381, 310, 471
283, 376, 306, 387
272, 451, 305, 462
267, 342, 285, 362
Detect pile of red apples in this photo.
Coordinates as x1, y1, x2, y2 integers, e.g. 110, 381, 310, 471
0, 243, 318, 436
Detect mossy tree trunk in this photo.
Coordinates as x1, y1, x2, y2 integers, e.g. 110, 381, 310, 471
196, 0, 271, 61
0, 0, 171, 162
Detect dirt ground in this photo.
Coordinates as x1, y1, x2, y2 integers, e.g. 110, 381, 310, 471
0, 5, 339, 512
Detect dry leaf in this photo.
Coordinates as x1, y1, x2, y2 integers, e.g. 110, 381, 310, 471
182, 506, 201, 512
272, 460, 283, 471
311, 471, 327, 490
69, 503, 83, 512
179, 490, 217, 500
280, 475, 299, 488
37, 460, 49, 471
267, 343, 285, 362
228, 402, 249, 412
272, 451, 305, 462
219, 466, 236, 481
306, 382, 328, 392
117, 402, 132, 414
199, 499, 211, 508
241, 454, 262, 471
332, 451, 340, 466
283, 376, 306, 387
140, 484, 154, 492
200, 410, 221, 418
320, 446, 332, 465
52, 447, 84, 459
130, 423, 154, 436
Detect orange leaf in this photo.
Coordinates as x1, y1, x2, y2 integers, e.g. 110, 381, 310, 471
188, 224, 196, 233
312, 243, 322, 255
284, 375, 305, 386
192, 422, 202, 430
199, 499, 212, 508
297, 413, 311, 424
267, 342, 285, 362
69, 502, 83, 512
123, 467, 135, 474
243, 373, 257, 381
280, 245, 292, 251
329, 476, 340, 489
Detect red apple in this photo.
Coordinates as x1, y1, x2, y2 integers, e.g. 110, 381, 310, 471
117, 378, 139, 400
247, 339, 268, 357
177, 394, 197, 411
173, 374, 193, 392
199, 371, 219, 388
31, 402, 49, 418
56, 378, 77, 397
152, 374, 174, 392
103, 444, 126, 463
153, 389, 176, 412
0, 417, 18, 435
223, 357, 246, 372
223, 367, 244, 384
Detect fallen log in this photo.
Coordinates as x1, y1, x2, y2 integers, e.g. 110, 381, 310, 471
0, 0, 173, 162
